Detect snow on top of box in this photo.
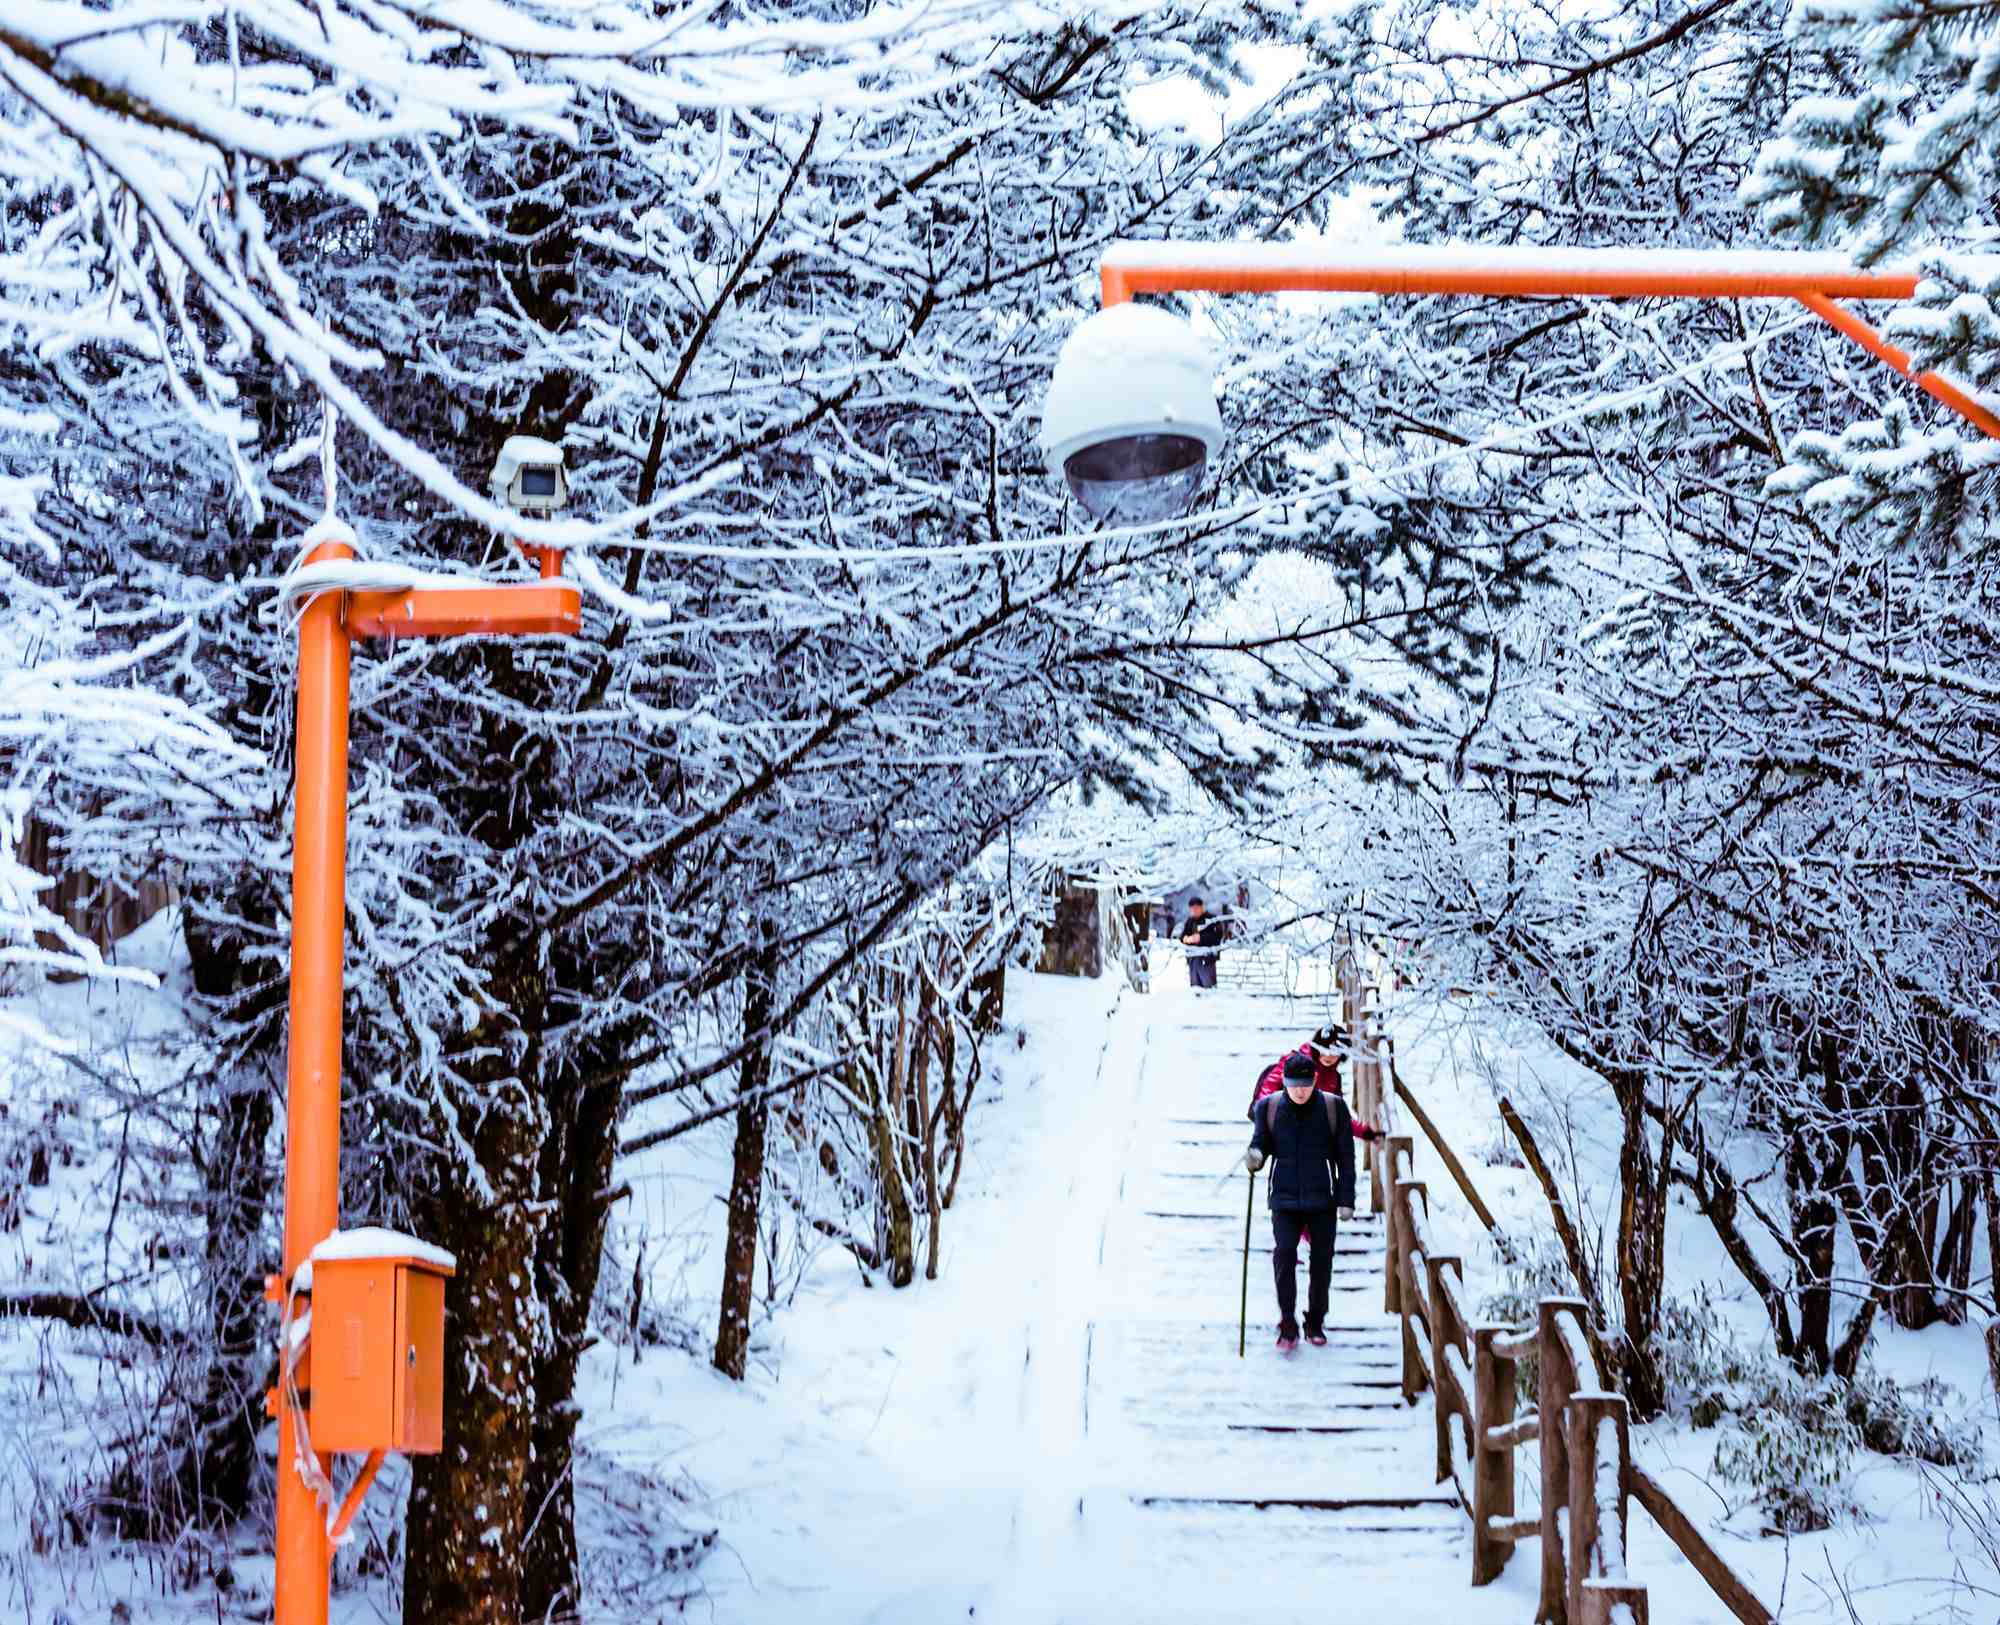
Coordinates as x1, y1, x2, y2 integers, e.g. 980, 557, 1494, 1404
309, 1226, 457, 1272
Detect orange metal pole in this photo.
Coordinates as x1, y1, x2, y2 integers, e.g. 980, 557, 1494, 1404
278, 537, 352, 1625
1097, 243, 1926, 304
1096, 242, 2000, 442
346, 580, 580, 640
1794, 291, 2000, 442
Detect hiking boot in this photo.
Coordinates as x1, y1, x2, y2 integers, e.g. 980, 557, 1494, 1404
1305, 1327, 1328, 1347
1276, 1323, 1299, 1354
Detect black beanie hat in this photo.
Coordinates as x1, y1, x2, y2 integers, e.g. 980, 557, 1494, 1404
1283, 1053, 1317, 1082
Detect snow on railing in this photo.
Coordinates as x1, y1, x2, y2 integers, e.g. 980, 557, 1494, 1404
1361, 973, 1775, 1625
1595, 1413, 1627, 1578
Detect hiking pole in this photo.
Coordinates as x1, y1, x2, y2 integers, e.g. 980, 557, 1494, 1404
1238, 1165, 1257, 1358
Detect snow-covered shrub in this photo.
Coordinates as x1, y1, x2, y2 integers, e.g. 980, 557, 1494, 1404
1841, 1372, 1981, 1471
1671, 1314, 1862, 1530
1653, 1283, 1746, 1425
1652, 1288, 1981, 1530
1712, 1385, 1861, 1534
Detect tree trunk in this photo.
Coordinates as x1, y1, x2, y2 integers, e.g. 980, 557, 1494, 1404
190, 1067, 275, 1522
860, 1039, 915, 1288
520, 1013, 640, 1617
911, 963, 943, 1281
405, 1001, 547, 1625
714, 928, 778, 1380
880, 979, 916, 1285
1856, 1116, 1945, 1330
123, 891, 282, 1534
1614, 1088, 1668, 1421
1671, 1116, 1798, 1362
968, 961, 1005, 1036
1934, 1179, 1975, 1327
940, 1009, 969, 1210
1786, 1119, 1844, 1374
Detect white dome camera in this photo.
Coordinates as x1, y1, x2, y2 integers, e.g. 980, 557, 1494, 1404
490, 435, 568, 515
1040, 305, 1225, 524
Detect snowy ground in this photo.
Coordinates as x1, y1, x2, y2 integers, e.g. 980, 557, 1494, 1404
601, 965, 1529, 1623
2, 940, 1995, 1622
1386, 989, 2000, 1625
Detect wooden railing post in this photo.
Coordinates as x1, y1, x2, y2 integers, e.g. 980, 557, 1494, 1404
1579, 1581, 1649, 1625
1380, 1029, 1398, 1133
1394, 1178, 1429, 1403
1362, 1003, 1383, 1156
1537, 1297, 1588, 1625
1383, 1136, 1413, 1310
1567, 1390, 1630, 1625
1426, 1253, 1465, 1483
1471, 1325, 1517, 1585
1344, 1002, 1709, 1625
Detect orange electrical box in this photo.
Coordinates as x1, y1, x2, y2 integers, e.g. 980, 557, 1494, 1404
306, 1234, 453, 1455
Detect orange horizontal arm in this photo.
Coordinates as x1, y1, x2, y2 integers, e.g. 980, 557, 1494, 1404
1099, 240, 2000, 441
347, 582, 581, 640
1098, 242, 1931, 305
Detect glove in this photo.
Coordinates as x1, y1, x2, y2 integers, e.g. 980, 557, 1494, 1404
1245, 1148, 1267, 1173
1338, 1205, 1354, 1219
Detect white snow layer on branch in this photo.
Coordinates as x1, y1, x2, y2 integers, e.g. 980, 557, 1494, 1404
0, 0, 1079, 527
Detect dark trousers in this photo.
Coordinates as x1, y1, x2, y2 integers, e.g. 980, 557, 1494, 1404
1189, 953, 1218, 989
1272, 1208, 1338, 1335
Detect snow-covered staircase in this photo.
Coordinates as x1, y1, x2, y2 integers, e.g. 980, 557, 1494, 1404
1066, 994, 1481, 1610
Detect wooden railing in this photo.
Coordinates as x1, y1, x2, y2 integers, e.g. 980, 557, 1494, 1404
1358, 997, 1775, 1625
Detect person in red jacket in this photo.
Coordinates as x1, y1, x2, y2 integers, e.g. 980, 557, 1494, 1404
1247, 1024, 1384, 1144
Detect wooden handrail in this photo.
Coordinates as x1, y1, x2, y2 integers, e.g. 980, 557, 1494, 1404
1394, 1073, 1503, 1234
1361, 974, 1764, 1625
1630, 1466, 1774, 1625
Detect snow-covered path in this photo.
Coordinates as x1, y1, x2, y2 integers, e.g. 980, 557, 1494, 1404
616, 978, 1543, 1623
984, 985, 1528, 1623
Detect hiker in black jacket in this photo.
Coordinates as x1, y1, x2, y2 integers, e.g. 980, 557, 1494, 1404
1177, 896, 1229, 990
1245, 1052, 1357, 1351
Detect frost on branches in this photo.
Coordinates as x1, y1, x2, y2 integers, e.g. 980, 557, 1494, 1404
4, 1, 1526, 1619
1743, 0, 2000, 559
1207, 0, 2000, 1432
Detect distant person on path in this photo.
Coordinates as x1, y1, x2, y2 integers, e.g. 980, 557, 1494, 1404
1177, 896, 1228, 990
1247, 1025, 1384, 1145
1245, 1053, 1356, 1352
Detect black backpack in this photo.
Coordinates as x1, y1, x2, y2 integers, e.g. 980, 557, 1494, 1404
1252, 1084, 1348, 1139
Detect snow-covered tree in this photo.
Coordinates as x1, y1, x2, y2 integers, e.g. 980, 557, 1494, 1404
8, 0, 1543, 1614
1195, 0, 2000, 1418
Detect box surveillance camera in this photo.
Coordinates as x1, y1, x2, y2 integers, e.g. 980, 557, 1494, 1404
491, 435, 568, 514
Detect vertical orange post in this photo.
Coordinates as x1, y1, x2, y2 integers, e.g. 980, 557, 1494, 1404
278, 536, 353, 1625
